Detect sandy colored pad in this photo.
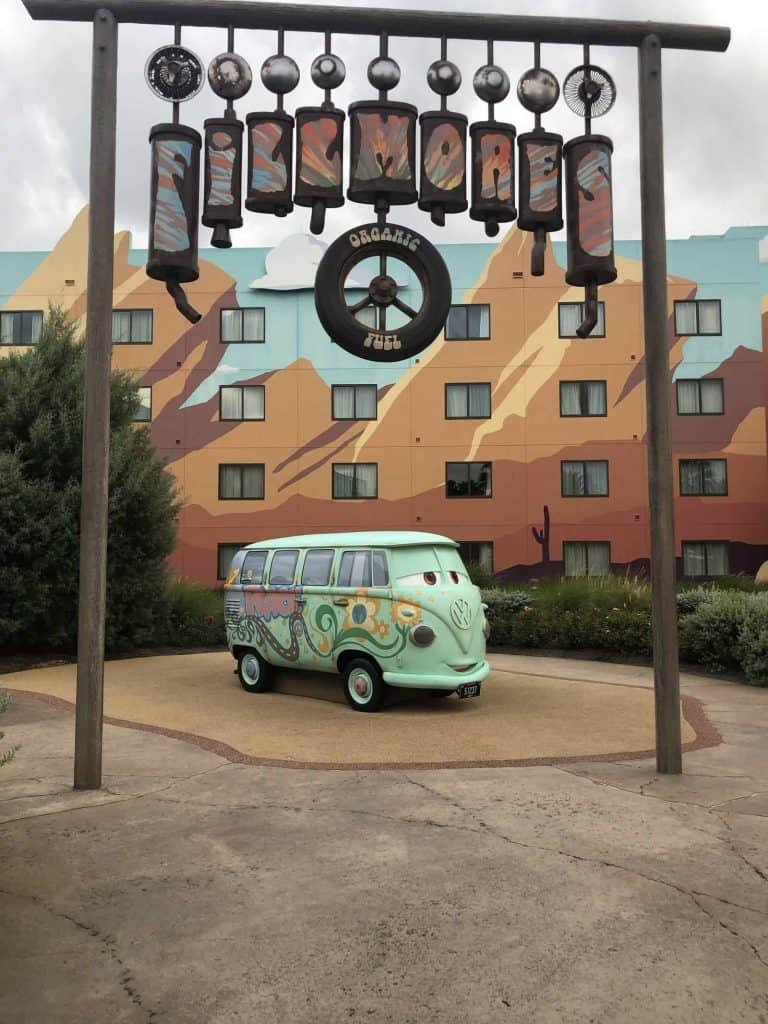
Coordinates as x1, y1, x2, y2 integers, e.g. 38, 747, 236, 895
2, 652, 701, 769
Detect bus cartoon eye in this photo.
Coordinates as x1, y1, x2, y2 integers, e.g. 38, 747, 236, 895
448, 571, 459, 584
423, 572, 438, 586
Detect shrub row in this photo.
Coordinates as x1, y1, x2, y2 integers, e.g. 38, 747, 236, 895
482, 582, 768, 685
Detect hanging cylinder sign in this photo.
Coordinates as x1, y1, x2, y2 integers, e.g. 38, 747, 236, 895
469, 122, 517, 237
564, 134, 617, 337
202, 115, 244, 248
294, 106, 345, 234
418, 111, 467, 226
348, 101, 418, 209
245, 111, 294, 217
517, 129, 563, 275
146, 122, 202, 324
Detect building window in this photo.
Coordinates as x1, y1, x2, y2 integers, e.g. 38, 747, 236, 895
112, 309, 153, 344
445, 383, 491, 419
446, 462, 492, 498
220, 307, 265, 343
676, 378, 724, 415
217, 543, 247, 580
559, 381, 607, 417
563, 541, 611, 577
558, 302, 605, 338
0, 310, 43, 346
682, 541, 729, 577
674, 299, 721, 336
444, 304, 490, 340
561, 460, 609, 497
219, 385, 265, 421
458, 541, 494, 573
332, 384, 377, 420
332, 463, 378, 499
133, 386, 152, 422
679, 459, 727, 496
219, 464, 265, 500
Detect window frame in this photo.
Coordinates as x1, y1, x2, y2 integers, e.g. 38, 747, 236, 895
557, 301, 606, 339
457, 540, 494, 572
444, 382, 492, 420
331, 462, 379, 500
563, 541, 612, 578
217, 542, 249, 581
559, 380, 608, 418
300, 548, 336, 587
675, 378, 725, 416
331, 384, 378, 421
682, 540, 730, 578
112, 308, 153, 345
240, 549, 268, 585
678, 458, 728, 497
219, 306, 266, 344
218, 384, 266, 422
673, 299, 722, 337
444, 303, 491, 341
0, 309, 44, 346
445, 461, 493, 500
561, 460, 610, 498
133, 386, 152, 423
218, 463, 266, 501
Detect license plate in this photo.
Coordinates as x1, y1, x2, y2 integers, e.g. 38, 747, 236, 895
458, 682, 481, 700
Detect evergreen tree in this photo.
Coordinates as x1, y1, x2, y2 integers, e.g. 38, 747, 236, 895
0, 306, 181, 651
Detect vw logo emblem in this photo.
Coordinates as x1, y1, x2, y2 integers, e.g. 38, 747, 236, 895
450, 598, 472, 630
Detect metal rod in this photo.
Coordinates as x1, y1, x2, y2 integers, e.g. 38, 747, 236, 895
226, 25, 234, 112
73, 5, 118, 791
583, 43, 591, 134
638, 33, 682, 775
172, 21, 180, 124
534, 41, 541, 129
19, 0, 731, 50
379, 30, 387, 101
324, 29, 331, 106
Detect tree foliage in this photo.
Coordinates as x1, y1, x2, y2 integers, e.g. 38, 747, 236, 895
0, 306, 181, 651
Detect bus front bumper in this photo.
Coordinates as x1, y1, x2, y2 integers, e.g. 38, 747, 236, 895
382, 660, 491, 690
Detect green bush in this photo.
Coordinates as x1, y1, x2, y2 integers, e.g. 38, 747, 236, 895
162, 579, 225, 647
676, 590, 707, 615
0, 691, 20, 767
736, 595, 768, 686
678, 591, 752, 672
465, 562, 497, 590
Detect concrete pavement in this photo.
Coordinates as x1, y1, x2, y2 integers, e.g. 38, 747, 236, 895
1, 655, 766, 1023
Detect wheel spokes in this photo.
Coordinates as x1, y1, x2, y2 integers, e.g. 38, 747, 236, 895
378, 305, 386, 331
348, 295, 372, 315
393, 297, 418, 320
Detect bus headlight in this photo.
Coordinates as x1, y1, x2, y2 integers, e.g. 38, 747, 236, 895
482, 617, 491, 640
410, 624, 436, 647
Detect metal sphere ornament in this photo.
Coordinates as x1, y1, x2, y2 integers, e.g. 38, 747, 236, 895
145, 44, 204, 102
367, 56, 401, 92
311, 52, 346, 90
207, 52, 253, 101
427, 59, 461, 97
516, 66, 560, 114
473, 64, 510, 104
261, 53, 300, 95
563, 65, 617, 118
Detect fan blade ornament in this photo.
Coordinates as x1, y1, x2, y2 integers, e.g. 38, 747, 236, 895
563, 61, 617, 337
419, 40, 467, 227
202, 45, 251, 249
516, 51, 563, 275
469, 42, 516, 237
246, 32, 298, 218
145, 41, 204, 324
294, 35, 346, 235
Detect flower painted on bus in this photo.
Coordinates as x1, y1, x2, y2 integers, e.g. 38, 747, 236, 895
390, 601, 422, 627
343, 593, 384, 635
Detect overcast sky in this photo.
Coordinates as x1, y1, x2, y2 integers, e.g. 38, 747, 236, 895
1, 0, 766, 252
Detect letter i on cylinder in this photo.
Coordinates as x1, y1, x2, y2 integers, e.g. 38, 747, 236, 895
146, 123, 202, 323
564, 135, 616, 336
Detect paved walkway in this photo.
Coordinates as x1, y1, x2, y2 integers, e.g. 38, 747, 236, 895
1, 652, 703, 767
1, 655, 767, 1023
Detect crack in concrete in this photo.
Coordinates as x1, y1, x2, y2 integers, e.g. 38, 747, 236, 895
0, 886, 159, 1021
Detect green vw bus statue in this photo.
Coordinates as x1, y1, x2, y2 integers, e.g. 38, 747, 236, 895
224, 531, 490, 711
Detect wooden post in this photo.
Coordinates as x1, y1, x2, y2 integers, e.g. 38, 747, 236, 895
74, 7, 118, 790
638, 34, 682, 774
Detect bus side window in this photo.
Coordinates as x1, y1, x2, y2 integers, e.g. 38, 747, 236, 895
269, 549, 299, 585
240, 549, 267, 584
302, 549, 334, 586
338, 551, 372, 588
372, 551, 389, 586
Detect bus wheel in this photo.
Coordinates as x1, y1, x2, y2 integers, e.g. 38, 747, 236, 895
237, 650, 272, 693
343, 658, 386, 712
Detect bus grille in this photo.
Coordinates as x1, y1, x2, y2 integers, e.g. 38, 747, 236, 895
225, 594, 244, 627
